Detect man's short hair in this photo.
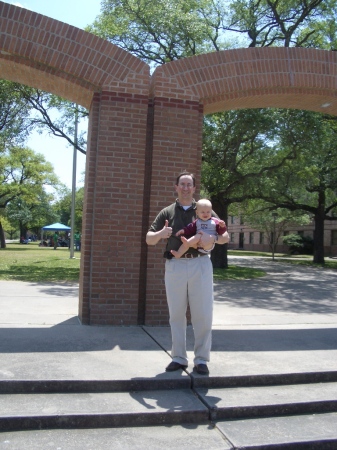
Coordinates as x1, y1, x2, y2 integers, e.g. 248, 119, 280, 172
176, 171, 196, 187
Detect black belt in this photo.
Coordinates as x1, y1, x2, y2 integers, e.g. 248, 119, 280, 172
163, 251, 207, 259
180, 253, 207, 258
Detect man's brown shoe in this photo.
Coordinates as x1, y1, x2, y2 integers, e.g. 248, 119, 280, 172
193, 364, 209, 375
165, 361, 188, 372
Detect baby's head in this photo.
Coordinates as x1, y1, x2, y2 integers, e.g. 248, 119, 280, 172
196, 199, 212, 221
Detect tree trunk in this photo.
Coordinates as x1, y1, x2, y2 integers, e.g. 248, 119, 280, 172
210, 195, 229, 269
0, 221, 6, 249
19, 222, 28, 240
313, 193, 325, 264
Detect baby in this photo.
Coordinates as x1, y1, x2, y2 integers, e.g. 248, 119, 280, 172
170, 198, 227, 258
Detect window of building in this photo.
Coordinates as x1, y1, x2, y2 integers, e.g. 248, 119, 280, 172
259, 232, 264, 244
240, 215, 244, 225
298, 230, 304, 237
230, 233, 235, 243
249, 232, 254, 244
230, 216, 235, 224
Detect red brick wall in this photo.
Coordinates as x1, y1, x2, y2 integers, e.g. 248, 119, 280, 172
79, 91, 149, 325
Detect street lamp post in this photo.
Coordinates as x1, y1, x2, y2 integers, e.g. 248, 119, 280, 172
70, 105, 78, 259
272, 212, 277, 261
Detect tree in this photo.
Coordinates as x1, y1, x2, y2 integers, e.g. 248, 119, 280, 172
227, 0, 335, 48
254, 110, 337, 263
6, 192, 59, 239
53, 187, 84, 233
89, 0, 335, 67
15, 85, 88, 156
0, 80, 32, 147
0, 215, 18, 240
201, 108, 298, 267
1, 83, 88, 156
0, 146, 60, 247
88, 0, 232, 65
238, 201, 311, 256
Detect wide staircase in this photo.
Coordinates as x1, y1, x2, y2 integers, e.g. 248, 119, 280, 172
1, 369, 337, 449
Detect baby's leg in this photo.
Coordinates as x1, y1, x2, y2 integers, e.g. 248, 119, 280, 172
198, 232, 215, 251
171, 235, 200, 258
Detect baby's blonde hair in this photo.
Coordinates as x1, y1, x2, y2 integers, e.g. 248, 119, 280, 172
196, 198, 212, 209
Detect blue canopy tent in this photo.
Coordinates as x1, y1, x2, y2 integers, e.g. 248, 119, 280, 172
41, 223, 71, 244
42, 223, 71, 232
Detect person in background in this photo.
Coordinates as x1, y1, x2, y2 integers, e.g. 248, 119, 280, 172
74, 231, 81, 251
53, 231, 58, 250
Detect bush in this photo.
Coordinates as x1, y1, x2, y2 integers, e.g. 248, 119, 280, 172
282, 234, 313, 255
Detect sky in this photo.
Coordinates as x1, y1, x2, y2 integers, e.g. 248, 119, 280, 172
8, 1, 103, 190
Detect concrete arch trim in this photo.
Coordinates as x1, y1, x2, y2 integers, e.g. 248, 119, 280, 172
152, 47, 337, 116
0, 1, 149, 108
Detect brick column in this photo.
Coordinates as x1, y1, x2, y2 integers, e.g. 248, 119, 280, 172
144, 97, 204, 325
79, 91, 148, 325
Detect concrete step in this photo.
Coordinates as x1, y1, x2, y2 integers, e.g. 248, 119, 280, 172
216, 412, 337, 449
0, 424, 231, 450
1, 414, 336, 449
0, 389, 209, 431
191, 370, 337, 389
197, 381, 337, 421
2, 375, 337, 449
0, 377, 190, 394
2, 370, 337, 394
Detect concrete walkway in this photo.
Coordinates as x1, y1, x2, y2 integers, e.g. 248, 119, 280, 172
0, 256, 336, 448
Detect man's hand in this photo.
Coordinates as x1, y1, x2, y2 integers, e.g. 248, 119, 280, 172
161, 220, 173, 239
146, 219, 172, 245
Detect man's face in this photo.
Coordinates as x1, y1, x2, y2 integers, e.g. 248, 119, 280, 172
175, 175, 195, 204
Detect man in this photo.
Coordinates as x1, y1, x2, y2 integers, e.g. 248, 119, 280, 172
146, 172, 229, 375
74, 231, 81, 251
53, 231, 58, 250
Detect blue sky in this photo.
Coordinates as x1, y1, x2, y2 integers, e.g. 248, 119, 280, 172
8, 1, 102, 190
11, 0, 101, 30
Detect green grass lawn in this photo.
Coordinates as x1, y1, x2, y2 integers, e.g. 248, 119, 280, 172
213, 265, 266, 280
1, 243, 335, 283
0, 242, 80, 282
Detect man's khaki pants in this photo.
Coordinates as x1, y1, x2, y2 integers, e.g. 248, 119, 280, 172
165, 255, 214, 366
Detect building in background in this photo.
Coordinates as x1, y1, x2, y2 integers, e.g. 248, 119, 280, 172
227, 215, 337, 257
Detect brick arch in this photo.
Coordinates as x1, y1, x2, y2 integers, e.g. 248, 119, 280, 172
0, 1, 149, 107
152, 47, 337, 115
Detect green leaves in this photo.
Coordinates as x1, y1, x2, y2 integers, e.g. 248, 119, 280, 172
88, 0, 231, 64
